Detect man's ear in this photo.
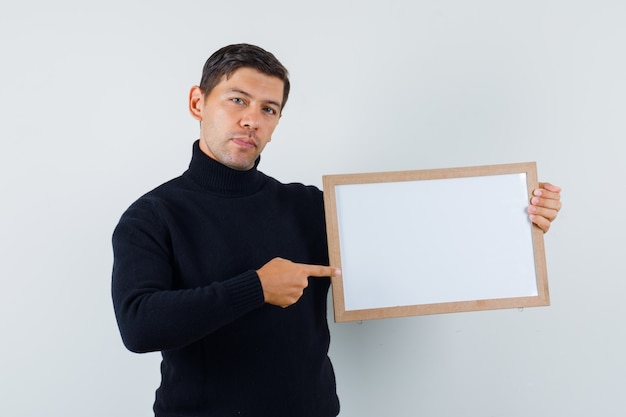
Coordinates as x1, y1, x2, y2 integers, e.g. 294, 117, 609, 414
188, 86, 204, 121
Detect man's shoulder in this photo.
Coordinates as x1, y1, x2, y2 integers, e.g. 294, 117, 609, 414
260, 171, 319, 192
265, 175, 322, 197
145, 174, 186, 195
119, 175, 187, 216
261, 176, 324, 210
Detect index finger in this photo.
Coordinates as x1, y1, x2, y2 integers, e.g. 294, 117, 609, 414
304, 264, 342, 278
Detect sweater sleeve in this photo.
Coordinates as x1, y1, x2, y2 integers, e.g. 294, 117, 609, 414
111, 198, 265, 353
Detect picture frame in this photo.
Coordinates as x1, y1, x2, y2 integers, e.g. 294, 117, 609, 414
323, 162, 549, 322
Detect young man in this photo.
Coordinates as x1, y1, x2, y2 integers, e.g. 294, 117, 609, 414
112, 43, 562, 417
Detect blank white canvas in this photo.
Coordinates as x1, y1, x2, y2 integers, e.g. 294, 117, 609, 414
335, 173, 537, 311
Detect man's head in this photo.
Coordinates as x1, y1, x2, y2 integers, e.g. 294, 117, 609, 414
188, 44, 289, 171
199, 43, 290, 112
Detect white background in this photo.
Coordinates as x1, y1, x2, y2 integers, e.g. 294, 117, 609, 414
1, 1, 624, 416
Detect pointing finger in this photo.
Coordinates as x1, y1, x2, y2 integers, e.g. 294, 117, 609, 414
305, 264, 342, 278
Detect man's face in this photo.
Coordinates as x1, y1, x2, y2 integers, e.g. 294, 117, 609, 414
189, 67, 284, 170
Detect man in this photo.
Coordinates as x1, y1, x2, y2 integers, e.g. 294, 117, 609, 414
112, 43, 562, 417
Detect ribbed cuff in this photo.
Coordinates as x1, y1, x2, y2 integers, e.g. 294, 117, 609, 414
221, 270, 265, 317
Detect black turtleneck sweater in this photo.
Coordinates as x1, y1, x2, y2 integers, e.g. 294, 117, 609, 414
112, 141, 340, 417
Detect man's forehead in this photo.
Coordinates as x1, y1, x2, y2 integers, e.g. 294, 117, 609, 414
218, 68, 284, 104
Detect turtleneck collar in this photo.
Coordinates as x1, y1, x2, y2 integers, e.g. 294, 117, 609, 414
183, 140, 264, 196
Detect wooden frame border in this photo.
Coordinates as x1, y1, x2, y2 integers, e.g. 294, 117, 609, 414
323, 162, 549, 322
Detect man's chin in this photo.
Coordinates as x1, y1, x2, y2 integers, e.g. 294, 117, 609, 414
224, 155, 257, 171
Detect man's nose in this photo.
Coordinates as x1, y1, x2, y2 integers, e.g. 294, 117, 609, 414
240, 107, 260, 129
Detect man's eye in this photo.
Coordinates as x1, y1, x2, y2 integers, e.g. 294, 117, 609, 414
263, 107, 276, 115
231, 97, 244, 104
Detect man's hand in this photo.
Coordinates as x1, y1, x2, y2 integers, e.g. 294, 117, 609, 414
257, 257, 341, 308
528, 182, 562, 233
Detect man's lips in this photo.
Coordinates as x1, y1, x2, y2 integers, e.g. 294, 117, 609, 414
231, 135, 257, 149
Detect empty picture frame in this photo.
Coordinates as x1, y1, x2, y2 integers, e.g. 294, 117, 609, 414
323, 162, 549, 322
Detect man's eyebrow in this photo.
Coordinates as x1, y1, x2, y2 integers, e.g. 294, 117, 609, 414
227, 88, 282, 109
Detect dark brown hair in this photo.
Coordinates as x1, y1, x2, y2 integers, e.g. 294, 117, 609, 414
199, 43, 290, 111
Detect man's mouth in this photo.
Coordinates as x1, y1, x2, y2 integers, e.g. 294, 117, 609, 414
231, 136, 256, 149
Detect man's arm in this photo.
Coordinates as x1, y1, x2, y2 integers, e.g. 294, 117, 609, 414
111, 200, 265, 353
112, 200, 339, 353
